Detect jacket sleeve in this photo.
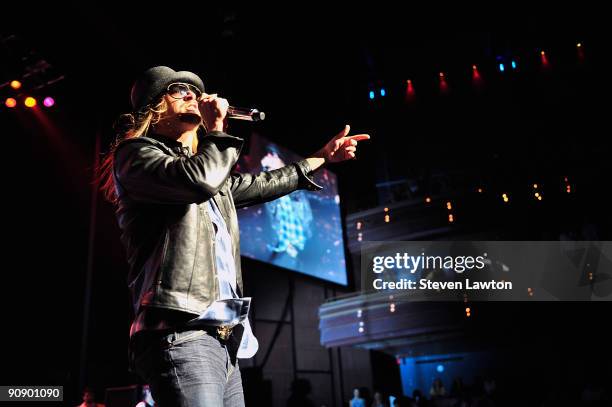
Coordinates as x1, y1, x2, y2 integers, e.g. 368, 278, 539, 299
229, 159, 324, 209
113, 131, 244, 204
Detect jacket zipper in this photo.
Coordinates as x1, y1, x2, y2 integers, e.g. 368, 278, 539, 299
201, 204, 219, 300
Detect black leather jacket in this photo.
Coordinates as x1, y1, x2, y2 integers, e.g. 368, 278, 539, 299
113, 131, 322, 327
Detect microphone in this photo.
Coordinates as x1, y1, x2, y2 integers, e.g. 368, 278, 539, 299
227, 106, 266, 122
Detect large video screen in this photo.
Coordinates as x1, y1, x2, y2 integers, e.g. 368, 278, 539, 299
236, 133, 348, 285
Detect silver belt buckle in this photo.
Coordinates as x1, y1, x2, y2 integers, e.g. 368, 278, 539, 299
216, 325, 233, 340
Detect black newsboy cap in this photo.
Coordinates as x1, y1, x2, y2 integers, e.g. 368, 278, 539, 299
130, 66, 205, 111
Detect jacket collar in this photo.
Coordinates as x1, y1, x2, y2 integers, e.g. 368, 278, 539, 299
147, 133, 191, 156
147, 133, 183, 148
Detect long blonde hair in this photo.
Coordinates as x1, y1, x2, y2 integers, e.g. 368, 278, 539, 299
98, 97, 168, 203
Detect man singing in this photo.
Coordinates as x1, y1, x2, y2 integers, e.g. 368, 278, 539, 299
99, 66, 369, 406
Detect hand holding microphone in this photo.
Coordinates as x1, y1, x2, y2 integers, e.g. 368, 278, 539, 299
200, 93, 265, 131
199, 94, 229, 132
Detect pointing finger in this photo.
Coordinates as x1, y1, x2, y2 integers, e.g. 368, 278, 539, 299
347, 134, 370, 141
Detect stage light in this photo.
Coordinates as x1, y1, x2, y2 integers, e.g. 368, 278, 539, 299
425, 197, 432, 204
380, 88, 386, 97
406, 79, 414, 94
540, 50, 549, 67
356, 221, 362, 230
369, 91, 375, 100
405, 80, 415, 101
24, 97, 37, 108
437, 365, 444, 373
5, 98, 17, 108
498, 63, 505, 72
502, 193, 509, 203
384, 214, 390, 223
472, 65, 481, 82
577, 42, 585, 62
533, 184, 538, 189
10, 80, 22, 90
357, 232, 363, 242
446, 201, 452, 210
43, 97, 55, 107
511, 60, 517, 69
477, 187, 483, 193
439, 72, 448, 93
448, 214, 454, 223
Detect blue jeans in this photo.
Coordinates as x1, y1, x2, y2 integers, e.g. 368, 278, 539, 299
131, 329, 244, 406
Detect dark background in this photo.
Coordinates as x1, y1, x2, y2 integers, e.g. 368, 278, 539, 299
1, 3, 610, 406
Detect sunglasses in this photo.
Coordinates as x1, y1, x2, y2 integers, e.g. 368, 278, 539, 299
166, 82, 203, 100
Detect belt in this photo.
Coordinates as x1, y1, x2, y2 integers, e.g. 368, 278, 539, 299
132, 307, 235, 340
130, 307, 237, 350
